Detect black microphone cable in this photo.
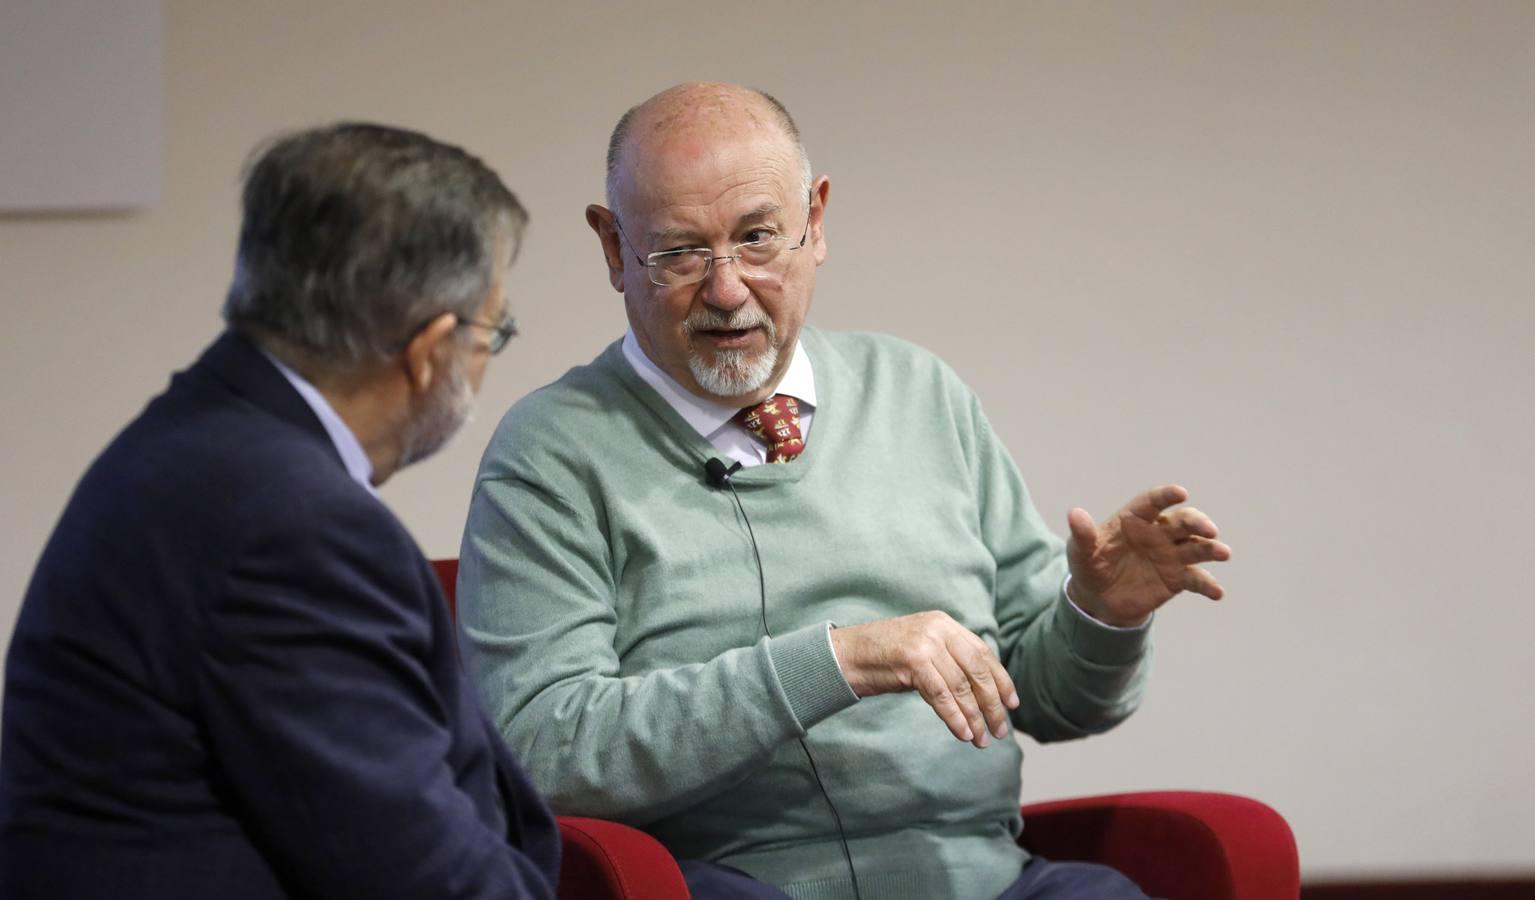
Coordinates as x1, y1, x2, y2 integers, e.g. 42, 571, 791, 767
705, 458, 864, 900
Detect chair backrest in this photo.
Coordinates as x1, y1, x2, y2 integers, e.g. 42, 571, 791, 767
431, 554, 691, 897
431, 558, 458, 620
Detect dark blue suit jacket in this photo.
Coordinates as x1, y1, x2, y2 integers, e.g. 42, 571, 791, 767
0, 332, 560, 898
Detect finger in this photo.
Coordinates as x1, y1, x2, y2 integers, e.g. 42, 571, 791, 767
985, 656, 1017, 736
1174, 536, 1233, 565
1125, 484, 1189, 522
1183, 567, 1225, 600
1066, 507, 1098, 555
931, 651, 990, 748
1162, 507, 1218, 541
949, 633, 1014, 740
1122, 512, 1173, 550
985, 640, 1020, 711
957, 630, 1018, 711
913, 661, 977, 743
1117, 506, 1172, 555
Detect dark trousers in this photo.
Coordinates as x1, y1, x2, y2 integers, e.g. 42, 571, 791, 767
679, 855, 1149, 899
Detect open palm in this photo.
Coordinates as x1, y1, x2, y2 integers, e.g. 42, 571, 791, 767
1065, 485, 1231, 627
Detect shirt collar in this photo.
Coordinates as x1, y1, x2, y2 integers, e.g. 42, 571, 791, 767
259, 349, 378, 495
621, 329, 816, 438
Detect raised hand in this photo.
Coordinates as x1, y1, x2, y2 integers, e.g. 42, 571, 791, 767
829, 611, 1019, 748
1065, 485, 1232, 627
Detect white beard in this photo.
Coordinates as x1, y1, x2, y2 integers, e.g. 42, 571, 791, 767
398, 355, 476, 468
682, 305, 780, 399
688, 344, 780, 398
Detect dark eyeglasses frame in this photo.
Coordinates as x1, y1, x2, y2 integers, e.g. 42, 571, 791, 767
456, 313, 518, 355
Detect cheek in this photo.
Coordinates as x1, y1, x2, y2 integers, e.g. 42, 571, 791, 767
628, 292, 693, 348
768, 276, 814, 330
654, 296, 692, 335
468, 355, 490, 393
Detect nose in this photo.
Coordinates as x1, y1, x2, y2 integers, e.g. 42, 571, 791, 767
699, 254, 750, 311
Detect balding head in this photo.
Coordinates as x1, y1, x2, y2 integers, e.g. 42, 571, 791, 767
585, 82, 830, 407
604, 82, 812, 220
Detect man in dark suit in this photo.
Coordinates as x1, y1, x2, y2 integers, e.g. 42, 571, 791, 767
0, 124, 559, 898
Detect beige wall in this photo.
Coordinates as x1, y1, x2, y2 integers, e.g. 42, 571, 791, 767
2, 0, 1532, 880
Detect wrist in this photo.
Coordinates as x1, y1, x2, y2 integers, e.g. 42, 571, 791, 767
831, 624, 892, 698
828, 625, 866, 696
1065, 575, 1150, 629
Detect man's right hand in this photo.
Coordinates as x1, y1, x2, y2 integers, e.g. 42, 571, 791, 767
829, 612, 1019, 748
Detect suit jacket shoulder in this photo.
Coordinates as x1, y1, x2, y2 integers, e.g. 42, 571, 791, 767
0, 331, 559, 899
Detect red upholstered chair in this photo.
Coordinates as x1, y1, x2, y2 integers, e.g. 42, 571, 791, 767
432, 559, 1299, 900
1017, 791, 1299, 900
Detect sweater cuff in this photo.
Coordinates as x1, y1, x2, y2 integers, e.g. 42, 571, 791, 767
767, 622, 859, 732
1052, 587, 1151, 667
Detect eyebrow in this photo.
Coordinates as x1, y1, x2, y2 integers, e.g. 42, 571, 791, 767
648, 202, 785, 246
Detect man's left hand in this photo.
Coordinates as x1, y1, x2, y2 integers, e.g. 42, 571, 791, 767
1065, 484, 1232, 627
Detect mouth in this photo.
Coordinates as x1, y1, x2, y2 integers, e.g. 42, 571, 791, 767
695, 327, 760, 350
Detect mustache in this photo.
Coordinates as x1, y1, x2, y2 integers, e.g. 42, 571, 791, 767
683, 307, 774, 337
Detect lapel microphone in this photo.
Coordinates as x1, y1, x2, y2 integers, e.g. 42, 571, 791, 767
704, 457, 743, 488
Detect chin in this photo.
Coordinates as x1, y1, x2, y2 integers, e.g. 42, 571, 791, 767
689, 346, 779, 399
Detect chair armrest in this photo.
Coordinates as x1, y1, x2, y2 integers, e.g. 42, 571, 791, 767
557, 816, 691, 900
1018, 791, 1299, 900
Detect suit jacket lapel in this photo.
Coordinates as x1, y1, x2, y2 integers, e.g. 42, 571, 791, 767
190, 331, 347, 473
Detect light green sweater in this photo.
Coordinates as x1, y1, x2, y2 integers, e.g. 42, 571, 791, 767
459, 328, 1151, 900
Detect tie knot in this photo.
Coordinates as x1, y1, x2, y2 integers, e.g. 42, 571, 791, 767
735, 394, 805, 464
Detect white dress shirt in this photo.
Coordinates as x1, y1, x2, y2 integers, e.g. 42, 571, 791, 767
621, 330, 816, 468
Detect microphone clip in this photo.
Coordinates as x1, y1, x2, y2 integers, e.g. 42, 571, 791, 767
704, 458, 744, 489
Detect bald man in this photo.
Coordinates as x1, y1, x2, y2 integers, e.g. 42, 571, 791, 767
457, 83, 1231, 900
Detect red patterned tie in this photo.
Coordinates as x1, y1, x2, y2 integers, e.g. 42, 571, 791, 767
735, 394, 805, 463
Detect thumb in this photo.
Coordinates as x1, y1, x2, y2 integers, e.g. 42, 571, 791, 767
1066, 507, 1098, 559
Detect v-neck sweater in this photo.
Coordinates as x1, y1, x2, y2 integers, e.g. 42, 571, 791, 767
459, 327, 1151, 900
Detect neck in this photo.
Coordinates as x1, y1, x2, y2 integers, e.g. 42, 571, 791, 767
249, 330, 412, 486
311, 368, 409, 487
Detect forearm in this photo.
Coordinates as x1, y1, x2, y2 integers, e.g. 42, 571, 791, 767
494, 622, 855, 824
1005, 588, 1152, 741
966, 398, 1152, 740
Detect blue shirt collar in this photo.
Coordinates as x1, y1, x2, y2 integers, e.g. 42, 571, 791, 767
259, 349, 378, 496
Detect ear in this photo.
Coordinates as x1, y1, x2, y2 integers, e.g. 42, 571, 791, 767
808, 175, 831, 266
401, 311, 459, 394
586, 204, 627, 293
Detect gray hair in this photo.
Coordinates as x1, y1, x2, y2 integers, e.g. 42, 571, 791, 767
604, 87, 813, 221
224, 123, 526, 368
